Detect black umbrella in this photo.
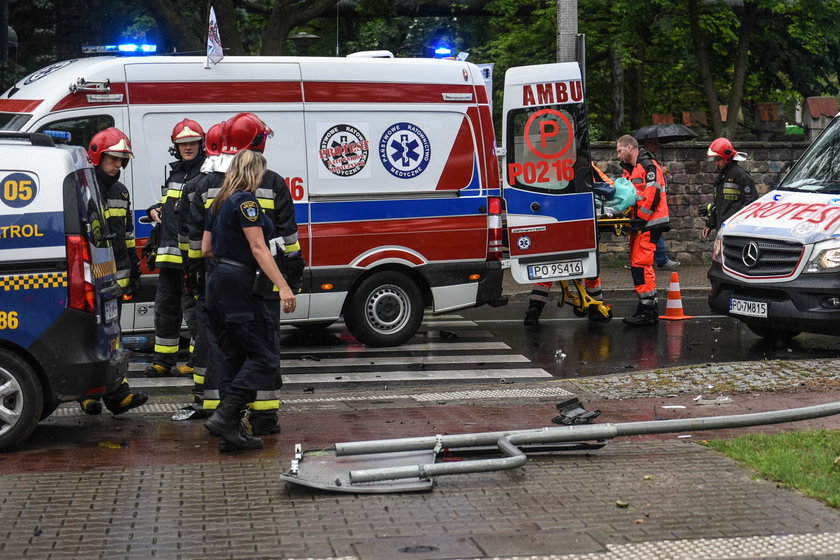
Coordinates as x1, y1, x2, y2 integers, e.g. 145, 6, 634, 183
633, 123, 699, 144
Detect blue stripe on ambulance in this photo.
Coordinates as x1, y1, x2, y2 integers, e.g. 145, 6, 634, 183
309, 195, 490, 224
499, 190, 595, 222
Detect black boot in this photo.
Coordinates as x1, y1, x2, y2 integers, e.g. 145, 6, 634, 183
204, 389, 263, 451
248, 411, 280, 435
524, 306, 541, 327
623, 303, 658, 326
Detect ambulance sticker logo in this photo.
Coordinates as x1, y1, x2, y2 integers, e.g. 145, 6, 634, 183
379, 122, 431, 179
318, 123, 370, 178
517, 236, 532, 251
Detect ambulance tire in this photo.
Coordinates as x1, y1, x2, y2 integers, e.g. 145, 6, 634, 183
345, 271, 423, 347
0, 349, 44, 452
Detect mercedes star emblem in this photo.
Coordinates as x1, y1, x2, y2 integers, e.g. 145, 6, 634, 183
742, 242, 760, 268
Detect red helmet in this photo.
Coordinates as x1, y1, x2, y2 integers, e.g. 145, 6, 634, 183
222, 112, 273, 154
205, 121, 226, 157
88, 127, 134, 167
707, 137, 745, 163
171, 118, 205, 144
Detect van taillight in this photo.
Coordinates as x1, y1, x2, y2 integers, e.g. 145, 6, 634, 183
487, 196, 503, 261
66, 235, 96, 313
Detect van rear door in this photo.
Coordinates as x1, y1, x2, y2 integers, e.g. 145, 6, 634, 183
501, 62, 598, 284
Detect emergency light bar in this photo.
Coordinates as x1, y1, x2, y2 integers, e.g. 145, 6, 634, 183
41, 130, 72, 143
82, 44, 157, 55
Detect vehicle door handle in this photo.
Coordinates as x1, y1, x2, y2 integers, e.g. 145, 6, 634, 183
530, 202, 541, 212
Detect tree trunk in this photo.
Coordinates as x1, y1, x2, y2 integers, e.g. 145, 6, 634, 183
689, 0, 722, 137
214, 0, 245, 55
610, 47, 624, 138
144, 0, 203, 53
260, 0, 340, 56
723, 2, 758, 137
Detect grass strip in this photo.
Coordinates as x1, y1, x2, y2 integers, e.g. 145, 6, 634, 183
705, 429, 840, 509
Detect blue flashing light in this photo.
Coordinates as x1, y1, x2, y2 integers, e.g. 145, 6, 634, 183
42, 130, 72, 143
82, 43, 157, 55
117, 43, 157, 53
433, 46, 452, 57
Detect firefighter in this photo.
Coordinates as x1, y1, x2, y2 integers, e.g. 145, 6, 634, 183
144, 119, 207, 378
189, 112, 298, 437
202, 149, 297, 452
702, 137, 758, 239
80, 127, 149, 415
173, 120, 225, 420
616, 134, 670, 327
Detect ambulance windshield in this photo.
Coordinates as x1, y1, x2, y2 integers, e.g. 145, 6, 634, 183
779, 116, 840, 194
0, 112, 32, 131
505, 103, 591, 195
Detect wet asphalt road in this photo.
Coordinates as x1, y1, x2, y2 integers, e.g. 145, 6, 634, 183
460, 292, 840, 379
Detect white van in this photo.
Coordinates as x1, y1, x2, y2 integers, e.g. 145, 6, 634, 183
708, 112, 840, 339
1, 55, 599, 346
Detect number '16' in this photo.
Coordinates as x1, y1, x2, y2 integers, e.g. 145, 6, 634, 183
4, 179, 33, 201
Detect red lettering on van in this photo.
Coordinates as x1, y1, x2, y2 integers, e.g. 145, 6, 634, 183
522, 85, 536, 106
554, 82, 567, 102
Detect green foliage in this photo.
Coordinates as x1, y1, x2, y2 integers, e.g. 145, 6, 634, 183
707, 429, 840, 509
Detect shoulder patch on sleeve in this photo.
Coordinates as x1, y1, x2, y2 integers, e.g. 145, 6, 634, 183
240, 200, 259, 222
646, 170, 656, 182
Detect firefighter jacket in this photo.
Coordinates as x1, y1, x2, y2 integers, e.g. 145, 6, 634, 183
148, 154, 206, 269
620, 148, 670, 232
708, 161, 758, 231
188, 168, 299, 265
96, 167, 140, 290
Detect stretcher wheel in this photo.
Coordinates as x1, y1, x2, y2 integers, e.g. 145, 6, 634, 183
588, 304, 613, 323
572, 306, 587, 318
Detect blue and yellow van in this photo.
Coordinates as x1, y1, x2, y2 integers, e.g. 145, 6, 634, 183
0, 131, 124, 450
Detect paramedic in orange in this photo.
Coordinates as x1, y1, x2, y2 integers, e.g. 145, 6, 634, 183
616, 134, 670, 326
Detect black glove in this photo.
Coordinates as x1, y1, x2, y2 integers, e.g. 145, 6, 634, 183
628, 218, 646, 232
281, 251, 305, 293
123, 275, 141, 299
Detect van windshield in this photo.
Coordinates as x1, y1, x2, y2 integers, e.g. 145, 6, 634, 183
778, 117, 840, 194
0, 112, 32, 131
505, 103, 592, 195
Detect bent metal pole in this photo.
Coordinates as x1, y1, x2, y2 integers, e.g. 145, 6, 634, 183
340, 401, 840, 484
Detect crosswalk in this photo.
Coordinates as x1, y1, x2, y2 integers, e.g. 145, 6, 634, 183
127, 313, 553, 391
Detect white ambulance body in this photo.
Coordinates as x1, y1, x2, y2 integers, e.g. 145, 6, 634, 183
0, 55, 597, 346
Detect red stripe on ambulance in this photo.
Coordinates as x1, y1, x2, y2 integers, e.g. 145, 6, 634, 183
309, 216, 489, 267
508, 219, 597, 257
0, 99, 43, 112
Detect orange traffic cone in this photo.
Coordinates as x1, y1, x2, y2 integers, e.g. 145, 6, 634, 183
659, 272, 693, 320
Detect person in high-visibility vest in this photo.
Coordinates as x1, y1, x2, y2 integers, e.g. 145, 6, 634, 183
616, 134, 670, 326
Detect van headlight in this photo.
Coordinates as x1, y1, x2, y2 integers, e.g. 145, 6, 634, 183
804, 242, 840, 273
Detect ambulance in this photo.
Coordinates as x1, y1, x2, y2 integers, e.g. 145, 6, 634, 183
708, 112, 840, 339
0, 54, 597, 347
0, 131, 124, 450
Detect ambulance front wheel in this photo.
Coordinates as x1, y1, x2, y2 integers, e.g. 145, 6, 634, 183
345, 271, 424, 347
0, 349, 44, 452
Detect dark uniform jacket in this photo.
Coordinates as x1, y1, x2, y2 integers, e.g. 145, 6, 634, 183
708, 162, 758, 230
96, 167, 140, 291
188, 168, 298, 261
148, 154, 206, 269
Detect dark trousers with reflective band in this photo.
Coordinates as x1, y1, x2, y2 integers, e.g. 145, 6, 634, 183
87, 298, 136, 411
629, 230, 660, 305
205, 262, 281, 415
153, 267, 197, 367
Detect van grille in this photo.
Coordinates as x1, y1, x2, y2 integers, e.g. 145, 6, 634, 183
722, 237, 803, 277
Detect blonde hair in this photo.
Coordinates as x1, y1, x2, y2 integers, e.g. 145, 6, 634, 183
211, 150, 266, 214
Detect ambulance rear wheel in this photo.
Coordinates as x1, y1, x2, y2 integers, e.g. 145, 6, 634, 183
345, 271, 423, 347
0, 350, 44, 452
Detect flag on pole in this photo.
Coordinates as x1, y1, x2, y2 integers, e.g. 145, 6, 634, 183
207, 6, 224, 65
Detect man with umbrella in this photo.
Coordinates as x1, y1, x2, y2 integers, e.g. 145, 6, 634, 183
634, 124, 697, 271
